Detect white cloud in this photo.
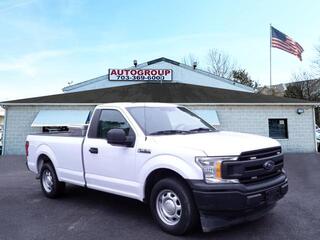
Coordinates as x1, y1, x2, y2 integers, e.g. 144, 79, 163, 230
0, 50, 68, 77
0, 0, 36, 13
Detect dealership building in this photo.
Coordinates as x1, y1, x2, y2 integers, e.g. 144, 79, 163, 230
1, 57, 318, 155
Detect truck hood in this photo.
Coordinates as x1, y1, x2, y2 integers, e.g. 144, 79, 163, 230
151, 131, 280, 156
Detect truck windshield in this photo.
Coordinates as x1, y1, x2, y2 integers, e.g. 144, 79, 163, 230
127, 106, 216, 135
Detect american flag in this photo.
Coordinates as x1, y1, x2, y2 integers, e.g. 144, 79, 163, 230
271, 26, 304, 61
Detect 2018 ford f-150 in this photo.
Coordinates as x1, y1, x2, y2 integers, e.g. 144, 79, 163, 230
26, 103, 288, 235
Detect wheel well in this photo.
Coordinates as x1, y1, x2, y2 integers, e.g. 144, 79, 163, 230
144, 168, 188, 203
37, 154, 53, 172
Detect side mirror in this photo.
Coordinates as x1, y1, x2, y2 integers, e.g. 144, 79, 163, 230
106, 129, 127, 145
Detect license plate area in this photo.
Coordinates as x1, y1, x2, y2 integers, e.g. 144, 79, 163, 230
265, 187, 281, 204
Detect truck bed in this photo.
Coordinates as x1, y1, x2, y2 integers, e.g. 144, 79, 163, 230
27, 132, 86, 186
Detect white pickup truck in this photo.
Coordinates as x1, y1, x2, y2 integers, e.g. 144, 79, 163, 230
26, 103, 288, 235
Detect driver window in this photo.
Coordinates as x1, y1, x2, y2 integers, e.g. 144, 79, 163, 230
97, 110, 133, 139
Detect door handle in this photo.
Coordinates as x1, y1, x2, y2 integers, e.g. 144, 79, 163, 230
89, 147, 98, 154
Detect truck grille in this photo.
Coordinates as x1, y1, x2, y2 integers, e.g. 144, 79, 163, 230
222, 147, 283, 184
238, 146, 282, 161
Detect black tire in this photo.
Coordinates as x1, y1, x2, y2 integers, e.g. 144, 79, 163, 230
40, 162, 65, 198
150, 177, 199, 235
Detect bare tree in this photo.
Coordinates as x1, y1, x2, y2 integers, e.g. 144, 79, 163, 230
291, 71, 314, 82
182, 54, 199, 67
285, 71, 320, 101
206, 49, 236, 78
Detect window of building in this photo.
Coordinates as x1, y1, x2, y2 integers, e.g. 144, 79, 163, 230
97, 110, 134, 138
268, 119, 288, 139
191, 109, 220, 126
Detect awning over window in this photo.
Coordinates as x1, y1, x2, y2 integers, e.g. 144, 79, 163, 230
31, 110, 91, 127
192, 109, 220, 126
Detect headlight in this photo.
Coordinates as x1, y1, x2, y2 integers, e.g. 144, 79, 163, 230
195, 156, 239, 184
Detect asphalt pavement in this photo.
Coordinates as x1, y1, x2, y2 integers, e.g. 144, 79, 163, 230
0, 154, 319, 240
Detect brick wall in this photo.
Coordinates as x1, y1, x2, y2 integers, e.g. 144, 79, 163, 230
3, 105, 95, 155
3, 104, 317, 155
187, 105, 317, 153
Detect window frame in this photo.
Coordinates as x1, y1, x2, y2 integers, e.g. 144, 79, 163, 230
87, 108, 136, 142
268, 118, 289, 139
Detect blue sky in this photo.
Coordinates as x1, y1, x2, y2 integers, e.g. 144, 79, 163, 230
0, 0, 320, 100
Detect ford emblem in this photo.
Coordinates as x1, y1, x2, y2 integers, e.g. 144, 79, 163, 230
263, 161, 275, 171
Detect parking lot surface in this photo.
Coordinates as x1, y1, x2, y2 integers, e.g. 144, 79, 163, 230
0, 154, 319, 240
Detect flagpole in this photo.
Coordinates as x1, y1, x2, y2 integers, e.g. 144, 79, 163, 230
269, 23, 272, 88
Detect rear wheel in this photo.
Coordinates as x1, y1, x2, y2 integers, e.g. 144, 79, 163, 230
40, 162, 65, 198
150, 177, 199, 235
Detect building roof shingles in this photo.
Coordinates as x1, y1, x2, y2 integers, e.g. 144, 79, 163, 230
1, 83, 315, 105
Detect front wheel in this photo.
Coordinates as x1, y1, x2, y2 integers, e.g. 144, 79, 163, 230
150, 177, 199, 235
40, 162, 65, 198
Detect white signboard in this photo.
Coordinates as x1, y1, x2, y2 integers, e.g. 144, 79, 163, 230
108, 69, 173, 81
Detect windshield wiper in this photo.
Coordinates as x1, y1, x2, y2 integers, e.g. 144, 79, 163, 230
149, 130, 189, 135
188, 127, 214, 133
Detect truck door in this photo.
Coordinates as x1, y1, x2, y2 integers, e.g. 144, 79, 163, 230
83, 108, 139, 199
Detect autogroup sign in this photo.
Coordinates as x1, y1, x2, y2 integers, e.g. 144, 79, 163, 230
108, 69, 173, 81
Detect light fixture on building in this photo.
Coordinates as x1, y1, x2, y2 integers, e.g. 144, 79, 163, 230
193, 61, 197, 69
297, 108, 304, 115
133, 59, 138, 67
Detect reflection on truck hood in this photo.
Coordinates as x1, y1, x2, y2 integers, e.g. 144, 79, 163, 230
151, 131, 280, 156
